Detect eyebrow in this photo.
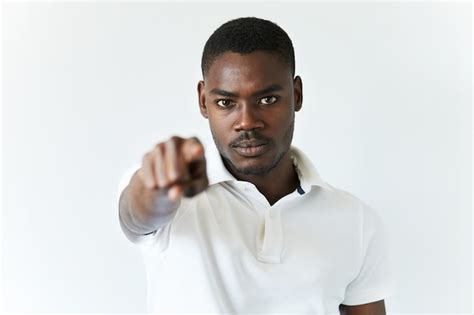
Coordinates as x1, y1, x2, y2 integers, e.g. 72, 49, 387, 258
209, 84, 283, 98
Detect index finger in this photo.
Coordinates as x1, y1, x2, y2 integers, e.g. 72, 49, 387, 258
181, 138, 204, 163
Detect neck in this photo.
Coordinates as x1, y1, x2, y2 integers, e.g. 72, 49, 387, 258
224, 151, 300, 206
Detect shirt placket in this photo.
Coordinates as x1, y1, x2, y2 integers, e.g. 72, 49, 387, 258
256, 206, 283, 264
236, 182, 303, 264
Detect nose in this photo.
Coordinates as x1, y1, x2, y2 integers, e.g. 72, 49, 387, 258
234, 103, 264, 131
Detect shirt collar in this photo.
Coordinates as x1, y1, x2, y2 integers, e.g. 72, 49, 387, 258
205, 143, 332, 192
205, 143, 237, 185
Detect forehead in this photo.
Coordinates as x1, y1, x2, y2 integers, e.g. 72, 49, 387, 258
205, 51, 292, 92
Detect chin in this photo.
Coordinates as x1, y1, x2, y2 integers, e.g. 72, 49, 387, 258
225, 153, 281, 176
234, 162, 275, 176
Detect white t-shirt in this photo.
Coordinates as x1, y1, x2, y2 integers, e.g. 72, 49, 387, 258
118, 144, 393, 314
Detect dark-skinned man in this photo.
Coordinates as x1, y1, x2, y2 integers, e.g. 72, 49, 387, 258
118, 17, 392, 314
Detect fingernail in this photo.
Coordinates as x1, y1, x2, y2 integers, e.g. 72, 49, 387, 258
168, 187, 181, 201
168, 189, 176, 201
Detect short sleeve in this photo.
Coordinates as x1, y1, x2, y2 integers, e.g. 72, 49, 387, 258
341, 203, 394, 306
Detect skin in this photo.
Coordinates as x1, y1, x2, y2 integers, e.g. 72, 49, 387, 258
122, 50, 386, 315
339, 300, 386, 314
122, 136, 207, 235
197, 51, 386, 314
198, 51, 302, 206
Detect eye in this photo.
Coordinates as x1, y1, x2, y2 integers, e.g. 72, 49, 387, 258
216, 99, 235, 108
259, 96, 278, 105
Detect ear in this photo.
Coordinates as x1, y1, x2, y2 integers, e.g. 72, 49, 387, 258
197, 80, 208, 119
293, 75, 303, 112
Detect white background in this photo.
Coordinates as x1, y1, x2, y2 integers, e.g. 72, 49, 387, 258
2, 1, 472, 313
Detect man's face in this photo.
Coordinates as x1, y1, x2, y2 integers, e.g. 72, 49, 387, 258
198, 51, 302, 177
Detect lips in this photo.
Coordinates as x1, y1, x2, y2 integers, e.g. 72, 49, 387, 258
233, 140, 268, 148
232, 141, 269, 157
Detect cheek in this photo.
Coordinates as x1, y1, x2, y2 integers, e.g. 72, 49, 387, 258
208, 115, 230, 141
273, 113, 295, 144
273, 109, 294, 130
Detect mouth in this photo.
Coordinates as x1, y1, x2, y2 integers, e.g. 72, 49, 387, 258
232, 142, 269, 157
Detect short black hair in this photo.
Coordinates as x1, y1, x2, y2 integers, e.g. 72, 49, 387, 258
201, 17, 295, 78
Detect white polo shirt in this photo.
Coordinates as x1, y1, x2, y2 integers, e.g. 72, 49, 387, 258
118, 144, 393, 314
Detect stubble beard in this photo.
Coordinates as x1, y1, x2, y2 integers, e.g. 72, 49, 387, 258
211, 117, 295, 177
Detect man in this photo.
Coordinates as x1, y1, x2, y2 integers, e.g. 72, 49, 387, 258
118, 17, 392, 314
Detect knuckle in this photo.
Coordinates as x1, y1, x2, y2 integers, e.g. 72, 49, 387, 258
170, 135, 181, 143
190, 136, 200, 144
142, 152, 151, 164
192, 138, 203, 149
153, 146, 164, 159
154, 142, 165, 152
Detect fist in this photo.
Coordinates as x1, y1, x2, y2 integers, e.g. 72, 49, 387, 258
138, 136, 208, 201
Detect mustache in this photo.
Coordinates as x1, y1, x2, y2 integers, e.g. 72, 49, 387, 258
230, 131, 271, 147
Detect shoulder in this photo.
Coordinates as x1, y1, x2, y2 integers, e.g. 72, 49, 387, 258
330, 186, 389, 255
318, 183, 386, 234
